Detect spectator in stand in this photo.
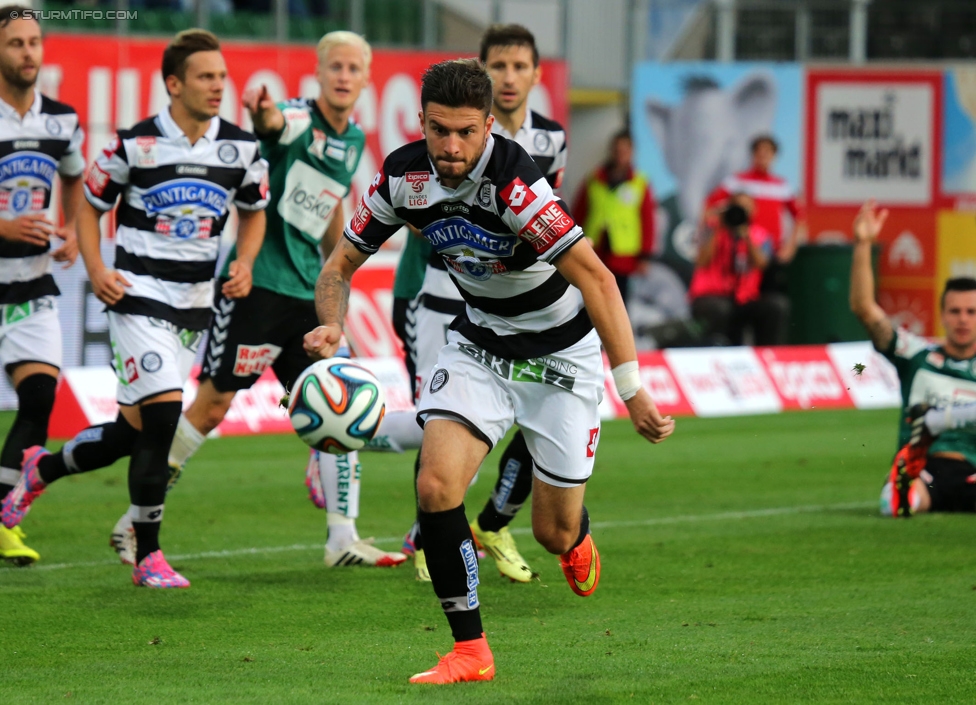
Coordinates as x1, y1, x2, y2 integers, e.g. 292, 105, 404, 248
688, 193, 789, 346
572, 129, 655, 307
704, 134, 805, 293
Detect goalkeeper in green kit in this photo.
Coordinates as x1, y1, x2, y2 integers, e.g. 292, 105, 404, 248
109, 31, 410, 568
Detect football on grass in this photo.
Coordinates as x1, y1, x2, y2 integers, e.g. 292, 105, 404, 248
288, 358, 386, 453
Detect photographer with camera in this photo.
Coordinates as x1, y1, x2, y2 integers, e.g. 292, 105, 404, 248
688, 193, 789, 346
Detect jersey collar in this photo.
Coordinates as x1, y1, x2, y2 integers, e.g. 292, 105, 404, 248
157, 106, 220, 145
491, 109, 532, 140
0, 88, 41, 121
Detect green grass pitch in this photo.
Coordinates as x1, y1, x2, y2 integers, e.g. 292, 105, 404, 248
3, 408, 976, 704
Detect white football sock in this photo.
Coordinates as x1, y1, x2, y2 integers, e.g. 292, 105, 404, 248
168, 414, 206, 468
363, 411, 424, 453
319, 451, 361, 519
325, 513, 360, 551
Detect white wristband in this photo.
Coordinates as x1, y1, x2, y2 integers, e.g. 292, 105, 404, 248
612, 361, 641, 401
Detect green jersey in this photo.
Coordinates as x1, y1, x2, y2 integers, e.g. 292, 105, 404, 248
883, 328, 976, 464
392, 232, 432, 300
224, 98, 365, 300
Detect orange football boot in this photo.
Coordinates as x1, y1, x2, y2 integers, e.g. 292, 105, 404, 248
409, 634, 495, 684
560, 533, 600, 597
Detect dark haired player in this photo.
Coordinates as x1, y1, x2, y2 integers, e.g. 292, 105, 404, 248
0, 7, 84, 565
397, 23, 569, 584
305, 58, 674, 684
850, 201, 976, 517
1, 29, 268, 587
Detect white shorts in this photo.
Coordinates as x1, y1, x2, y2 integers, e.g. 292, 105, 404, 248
414, 303, 455, 403
108, 313, 203, 405
417, 329, 604, 488
0, 296, 61, 371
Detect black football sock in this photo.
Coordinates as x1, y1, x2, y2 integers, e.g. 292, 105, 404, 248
411, 451, 423, 551
418, 504, 483, 642
477, 430, 533, 532
37, 412, 139, 484
129, 401, 181, 564
0, 373, 56, 499
568, 505, 591, 552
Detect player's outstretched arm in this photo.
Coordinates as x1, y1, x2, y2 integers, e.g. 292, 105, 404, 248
555, 239, 675, 443
305, 236, 370, 360
849, 200, 893, 351
222, 209, 265, 300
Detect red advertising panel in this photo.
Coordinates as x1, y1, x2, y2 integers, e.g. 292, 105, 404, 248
756, 346, 853, 410
601, 351, 694, 419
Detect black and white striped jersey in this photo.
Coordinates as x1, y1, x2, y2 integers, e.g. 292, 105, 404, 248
346, 134, 590, 359
0, 91, 84, 304
491, 110, 567, 192
84, 108, 269, 331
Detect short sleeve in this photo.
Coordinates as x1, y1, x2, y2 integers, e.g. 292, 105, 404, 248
57, 122, 85, 177
497, 155, 583, 263
343, 166, 405, 254
84, 134, 129, 212
234, 151, 270, 211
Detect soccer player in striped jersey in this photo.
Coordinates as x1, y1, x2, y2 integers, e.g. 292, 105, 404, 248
1, 30, 269, 588
0, 8, 84, 566
305, 59, 674, 684
110, 31, 406, 570
396, 24, 570, 584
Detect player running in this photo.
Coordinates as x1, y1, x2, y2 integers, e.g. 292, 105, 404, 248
397, 24, 569, 583
107, 31, 406, 570
850, 201, 976, 517
305, 59, 674, 684
0, 7, 84, 566
1, 29, 269, 587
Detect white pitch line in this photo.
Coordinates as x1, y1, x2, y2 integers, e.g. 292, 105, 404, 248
25, 500, 875, 573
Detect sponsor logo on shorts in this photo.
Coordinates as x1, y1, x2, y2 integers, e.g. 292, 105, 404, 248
217, 143, 239, 164
140, 351, 163, 373
429, 368, 449, 393
586, 427, 599, 458
499, 177, 536, 215
123, 356, 139, 385
457, 342, 577, 391
3, 302, 31, 325
519, 201, 574, 255
233, 343, 283, 377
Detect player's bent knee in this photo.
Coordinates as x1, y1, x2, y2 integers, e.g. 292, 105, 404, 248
416, 469, 461, 512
